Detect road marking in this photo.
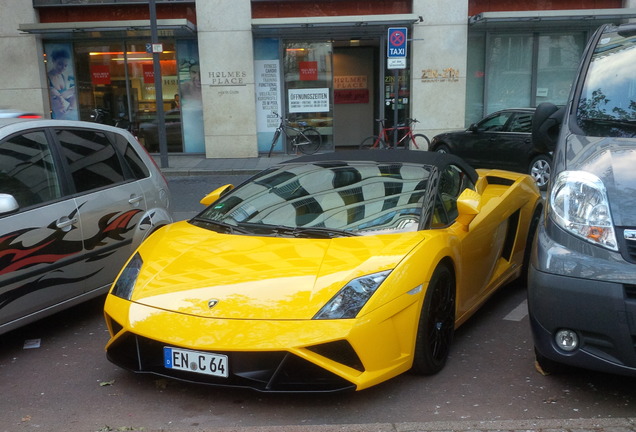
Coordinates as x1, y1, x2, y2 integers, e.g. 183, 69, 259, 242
504, 299, 528, 321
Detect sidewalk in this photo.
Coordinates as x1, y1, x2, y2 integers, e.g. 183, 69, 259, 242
152, 153, 298, 176
154, 417, 636, 432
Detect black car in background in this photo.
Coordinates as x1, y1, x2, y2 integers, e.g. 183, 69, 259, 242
430, 108, 552, 190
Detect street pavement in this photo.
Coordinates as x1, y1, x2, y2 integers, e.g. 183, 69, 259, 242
153, 152, 635, 432
153, 153, 297, 176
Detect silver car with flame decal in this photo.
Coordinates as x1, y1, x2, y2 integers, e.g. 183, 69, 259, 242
0, 118, 172, 334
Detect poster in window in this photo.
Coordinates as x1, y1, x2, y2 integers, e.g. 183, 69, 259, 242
177, 40, 204, 153
45, 43, 78, 120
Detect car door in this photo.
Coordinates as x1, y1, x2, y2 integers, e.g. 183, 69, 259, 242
432, 164, 511, 318
54, 126, 148, 294
465, 111, 513, 168
487, 111, 534, 171
0, 128, 87, 329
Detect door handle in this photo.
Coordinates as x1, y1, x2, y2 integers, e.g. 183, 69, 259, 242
128, 195, 143, 206
56, 217, 78, 231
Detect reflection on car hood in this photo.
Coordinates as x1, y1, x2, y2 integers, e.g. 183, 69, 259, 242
131, 221, 423, 320
566, 135, 636, 226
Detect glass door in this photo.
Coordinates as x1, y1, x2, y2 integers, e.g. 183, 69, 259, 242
283, 41, 334, 152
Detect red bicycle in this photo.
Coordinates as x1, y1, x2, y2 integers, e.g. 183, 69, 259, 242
360, 118, 430, 150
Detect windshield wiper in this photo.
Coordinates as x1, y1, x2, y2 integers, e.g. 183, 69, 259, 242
190, 218, 251, 234
233, 222, 358, 238
290, 226, 358, 238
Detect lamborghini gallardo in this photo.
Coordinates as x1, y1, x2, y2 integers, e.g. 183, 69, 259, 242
104, 150, 541, 392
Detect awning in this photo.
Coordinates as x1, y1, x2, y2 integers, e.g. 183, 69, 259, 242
469, 8, 636, 28
18, 18, 196, 39
252, 14, 421, 38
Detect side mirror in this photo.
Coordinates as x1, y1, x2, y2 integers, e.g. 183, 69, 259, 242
200, 184, 234, 207
0, 193, 19, 215
468, 123, 479, 133
456, 189, 481, 230
532, 102, 564, 152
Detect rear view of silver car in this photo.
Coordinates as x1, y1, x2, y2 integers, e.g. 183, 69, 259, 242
0, 119, 172, 334
528, 23, 636, 376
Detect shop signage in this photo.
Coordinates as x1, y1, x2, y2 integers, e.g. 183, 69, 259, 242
334, 75, 367, 89
334, 89, 369, 104
334, 75, 369, 104
288, 88, 330, 113
90, 65, 110, 85
143, 64, 154, 84
421, 67, 460, 83
208, 71, 247, 86
299, 61, 318, 81
255, 60, 282, 131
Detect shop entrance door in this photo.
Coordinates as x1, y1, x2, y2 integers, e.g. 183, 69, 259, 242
333, 45, 377, 149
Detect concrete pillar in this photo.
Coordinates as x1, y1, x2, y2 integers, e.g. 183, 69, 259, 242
195, 0, 258, 158
411, 0, 469, 143
1, 0, 49, 116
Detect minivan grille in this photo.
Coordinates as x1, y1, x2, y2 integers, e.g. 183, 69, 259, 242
618, 228, 636, 264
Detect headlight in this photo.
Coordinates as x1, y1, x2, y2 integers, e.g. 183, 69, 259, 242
111, 253, 143, 300
313, 270, 391, 320
550, 170, 617, 251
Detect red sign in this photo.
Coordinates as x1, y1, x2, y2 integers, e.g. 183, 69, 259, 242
90, 65, 110, 85
299, 61, 318, 81
334, 89, 369, 104
143, 64, 155, 84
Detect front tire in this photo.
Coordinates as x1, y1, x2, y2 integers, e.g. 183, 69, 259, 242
296, 128, 321, 154
411, 263, 456, 375
529, 154, 551, 191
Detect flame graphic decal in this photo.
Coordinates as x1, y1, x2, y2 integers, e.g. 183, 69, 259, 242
0, 209, 142, 276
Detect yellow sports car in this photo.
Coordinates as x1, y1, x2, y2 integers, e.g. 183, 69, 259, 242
104, 150, 542, 392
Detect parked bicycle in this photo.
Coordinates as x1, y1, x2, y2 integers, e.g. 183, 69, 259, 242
267, 112, 322, 157
359, 118, 430, 150
90, 108, 132, 131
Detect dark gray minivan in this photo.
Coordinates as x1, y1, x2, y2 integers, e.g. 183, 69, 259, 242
529, 23, 636, 376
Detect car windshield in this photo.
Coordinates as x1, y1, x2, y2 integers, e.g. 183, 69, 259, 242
194, 161, 431, 237
576, 27, 636, 137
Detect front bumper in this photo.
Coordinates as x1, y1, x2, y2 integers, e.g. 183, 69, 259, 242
527, 223, 636, 376
104, 293, 420, 392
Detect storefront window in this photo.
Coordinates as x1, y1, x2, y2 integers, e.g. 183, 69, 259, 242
282, 41, 333, 153
469, 30, 586, 124
44, 37, 202, 154
536, 33, 585, 106
485, 33, 533, 114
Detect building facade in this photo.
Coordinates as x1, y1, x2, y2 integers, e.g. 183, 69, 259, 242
4, 0, 636, 159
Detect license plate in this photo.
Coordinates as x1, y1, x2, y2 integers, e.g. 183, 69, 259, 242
164, 347, 229, 378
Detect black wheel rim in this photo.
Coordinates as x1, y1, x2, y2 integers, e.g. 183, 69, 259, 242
427, 271, 455, 364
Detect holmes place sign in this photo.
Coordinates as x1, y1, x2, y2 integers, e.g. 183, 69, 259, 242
208, 71, 247, 86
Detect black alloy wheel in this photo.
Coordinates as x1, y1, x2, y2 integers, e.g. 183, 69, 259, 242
411, 263, 456, 375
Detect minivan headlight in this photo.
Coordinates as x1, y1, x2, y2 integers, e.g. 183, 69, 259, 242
111, 253, 143, 300
550, 171, 617, 251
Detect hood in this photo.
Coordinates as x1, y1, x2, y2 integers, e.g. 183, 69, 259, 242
130, 222, 424, 320
565, 135, 636, 226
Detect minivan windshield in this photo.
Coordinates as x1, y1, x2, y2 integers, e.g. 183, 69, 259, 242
576, 27, 636, 137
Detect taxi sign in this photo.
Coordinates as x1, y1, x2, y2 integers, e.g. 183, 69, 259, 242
387, 27, 408, 58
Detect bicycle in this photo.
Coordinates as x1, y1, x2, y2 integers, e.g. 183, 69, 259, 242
359, 118, 430, 150
267, 112, 322, 157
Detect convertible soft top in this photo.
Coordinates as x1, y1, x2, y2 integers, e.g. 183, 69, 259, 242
287, 150, 479, 184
